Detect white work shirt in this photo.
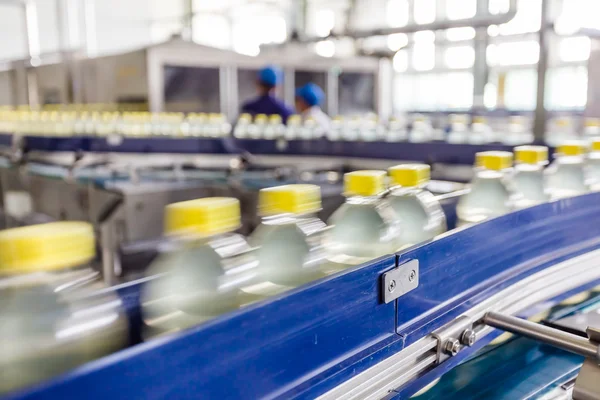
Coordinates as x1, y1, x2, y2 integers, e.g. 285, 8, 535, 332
302, 106, 331, 133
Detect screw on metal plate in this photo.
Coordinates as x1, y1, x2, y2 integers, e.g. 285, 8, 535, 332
388, 280, 397, 292
444, 339, 460, 356
461, 329, 476, 347
381, 259, 419, 304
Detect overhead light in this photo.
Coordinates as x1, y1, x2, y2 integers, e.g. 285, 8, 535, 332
387, 33, 409, 51
315, 40, 335, 58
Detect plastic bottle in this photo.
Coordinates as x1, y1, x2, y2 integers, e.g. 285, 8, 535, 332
545, 142, 589, 199
325, 171, 402, 272
587, 140, 600, 191
284, 115, 302, 140
446, 114, 470, 144
468, 116, 495, 144
501, 116, 533, 146
263, 115, 285, 140
409, 115, 433, 143
142, 198, 257, 337
582, 118, 600, 141
233, 113, 252, 139
457, 151, 515, 224
512, 146, 550, 208
248, 185, 328, 294
0, 222, 128, 394
249, 114, 268, 139
546, 117, 578, 147
388, 164, 447, 246
386, 116, 408, 142
327, 116, 344, 141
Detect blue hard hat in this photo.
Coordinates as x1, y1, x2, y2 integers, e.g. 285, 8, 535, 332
295, 83, 325, 107
258, 66, 281, 86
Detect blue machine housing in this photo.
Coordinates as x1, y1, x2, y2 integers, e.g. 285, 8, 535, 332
5, 192, 600, 400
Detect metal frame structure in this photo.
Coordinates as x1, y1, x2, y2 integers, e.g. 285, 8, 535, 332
5, 192, 600, 399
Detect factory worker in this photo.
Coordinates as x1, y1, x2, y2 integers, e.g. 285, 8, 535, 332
295, 83, 331, 132
241, 65, 294, 123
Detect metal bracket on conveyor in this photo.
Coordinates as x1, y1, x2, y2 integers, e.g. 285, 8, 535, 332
381, 259, 419, 304
431, 316, 477, 364
484, 312, 600, 400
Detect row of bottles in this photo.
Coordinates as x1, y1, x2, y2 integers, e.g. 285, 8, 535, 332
0, 111, 232, 138
0, 222, 128, 394
457, 140, 600, 224
142, 164, 447, 336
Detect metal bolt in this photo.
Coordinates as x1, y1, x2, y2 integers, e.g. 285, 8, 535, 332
460, 329, 476, 347
408, 270, 416, 282
388, 280, 397, 292
444, 338, 460, 356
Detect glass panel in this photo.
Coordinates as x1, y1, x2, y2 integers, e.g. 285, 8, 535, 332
559, 36, 591, 62
386, 0, 409, 27
545, 66, 588, 110
445, 46, 475, 69
499, 0, 542, 35
412, 42, 435, 71
447, 0, 476, 20
446, 27, 476, 41
414, 0, 436, 24
163, 65, 221, 113
439, 72, 474, 110
496, 41, 540, 66
504, 68, 537, 110
338, 72, 375, 115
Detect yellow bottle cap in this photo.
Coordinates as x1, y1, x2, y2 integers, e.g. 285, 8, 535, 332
288, 115, 301, 124
269, 114, 282, 123
514, 145, 549, 164
585, 118, 600, 128
165, 197, 241, 237
472, 116, 486, 124
557, 142, 586, 156
475, 151, 513, 170
259, 184, 321, 216
255, 114, 268, 123
0, 222, 95, 274
344, 170, 386, 197
389, 164, 430, 187
556, 118, 570, 127
592, 140, 600, 152
239, 113, 252, 122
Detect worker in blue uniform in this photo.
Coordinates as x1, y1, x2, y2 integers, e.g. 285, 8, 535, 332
241, 66, 294, 123
295, 83, 331, 132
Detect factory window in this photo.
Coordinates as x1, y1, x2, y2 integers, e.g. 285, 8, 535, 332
314, 9, 336, 37
412, 43, 435, 71
414, 0, 436, 25
499, 0, 542, 35
484, 82, 498, 109
489, 0, 510, 14
545, 66, 588, 110
393, 49, 409, 72
232, 15, 287, 56
388, 33, 409, 51
439, 72, 474, 110
386, 0, 409, 27
193, 14, 231, 49
446, 27, 476, 41
495, 41, 540, 66
446, 0, 476, 20
413, 74, 441, 110
444, 46, 475, 69
555, 0, 600, 34
504, 68, 537, 110
559, 36, 591, 62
